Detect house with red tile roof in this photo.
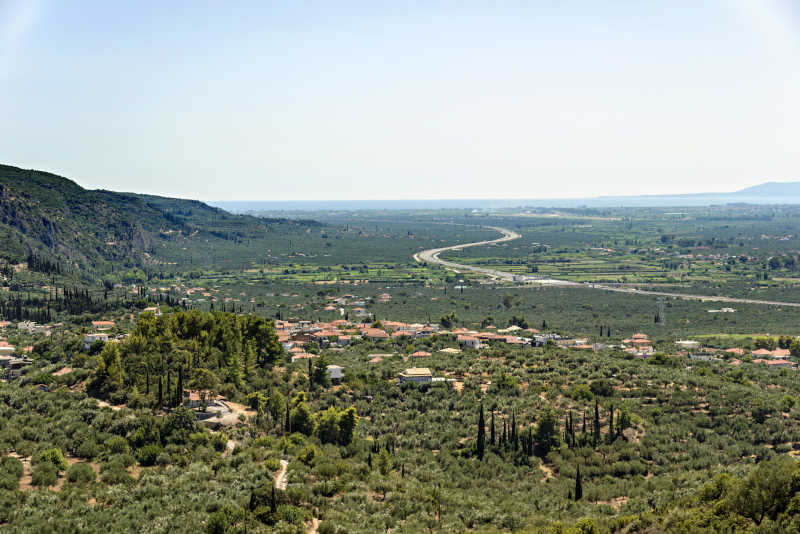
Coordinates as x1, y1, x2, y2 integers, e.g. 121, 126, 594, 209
457, 335, 482, 349
290, 352, 316, 363
361, 328, 389, 342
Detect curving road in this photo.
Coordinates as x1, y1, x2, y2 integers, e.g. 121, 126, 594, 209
413, 226, 800, 308
412, 226, 525, 282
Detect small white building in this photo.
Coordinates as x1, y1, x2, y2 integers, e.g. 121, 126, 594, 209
84, 333, 109, 350
457, 335, 482, 350
399, 367, 432, 384
327, 364, 344, 383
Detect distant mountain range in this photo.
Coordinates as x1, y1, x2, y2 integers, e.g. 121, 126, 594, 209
212, 181, 800, 212
0, 164, 314, 275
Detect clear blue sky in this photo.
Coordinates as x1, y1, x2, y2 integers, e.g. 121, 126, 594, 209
2, 1, 799, 201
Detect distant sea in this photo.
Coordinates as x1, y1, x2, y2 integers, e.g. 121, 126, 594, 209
209, 194, 800, 213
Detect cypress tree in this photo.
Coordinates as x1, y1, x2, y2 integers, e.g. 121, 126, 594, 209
166, 372, 172, 407
490, 411, 496, 446
477, 404, 486, 460
157, 376, 163, 407
575, 465, 583, 501
285, 404, 291, 433
609, 405, 615, 442
511, 412, 518, 451
582, 410, 587, 440
569, 412, 575, 448
528, 428, 533, 455
177, 366, 184, 405
593, 400, 600, 448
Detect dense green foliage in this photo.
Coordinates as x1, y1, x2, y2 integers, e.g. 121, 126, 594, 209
1, 168, 800, 532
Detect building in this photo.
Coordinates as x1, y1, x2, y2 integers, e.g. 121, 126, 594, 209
362, 328, 389, 342
457, 335, 482, 349
91, 321, 115, 331
83, 333, 109, 350
399, 367, 432, 384
327, 365, 344, 383
290, 352, 316, 363
5, 357, 32, 378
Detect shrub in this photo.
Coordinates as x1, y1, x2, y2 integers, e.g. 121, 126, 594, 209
104, 436, 130, 455
298, 445, 317, 466
33, 448, 68, 471
31, 462, 58, 487
0, 456, 24, 479
136, 444, 163, 466
100, 461, 134, 485
66, 462, 96, 484
265, 457, 281, 471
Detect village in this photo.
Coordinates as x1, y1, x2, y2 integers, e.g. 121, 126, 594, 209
2, 298, 796, 403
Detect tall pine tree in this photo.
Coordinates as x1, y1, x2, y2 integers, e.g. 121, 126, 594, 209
476, 404, 486, 460
490, 411, 496, 446
593, 400, 600, 448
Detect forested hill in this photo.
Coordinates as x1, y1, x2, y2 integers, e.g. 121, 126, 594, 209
0, 164, 320, 274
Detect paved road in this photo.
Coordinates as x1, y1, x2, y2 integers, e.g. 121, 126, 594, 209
412, 226, 526, 282
414, 226, 800, 308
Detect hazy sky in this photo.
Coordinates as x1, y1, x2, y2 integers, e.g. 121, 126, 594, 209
2, 1, 799, 201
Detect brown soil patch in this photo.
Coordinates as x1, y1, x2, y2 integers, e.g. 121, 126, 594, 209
539, 463, 555, 480
96, 400, 124, 411
597, 496, 629, 510
226, 401, 257, 417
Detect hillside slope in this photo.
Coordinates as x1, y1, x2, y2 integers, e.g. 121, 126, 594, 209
0, 164, 317, 274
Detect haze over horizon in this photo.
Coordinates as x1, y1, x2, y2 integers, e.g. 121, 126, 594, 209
2, 1, 799, 202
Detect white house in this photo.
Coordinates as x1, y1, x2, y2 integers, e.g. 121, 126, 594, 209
327, 364, 344, 383
457, 335, 482, 350
399, 367, 432, 384
84, 333, 109, 350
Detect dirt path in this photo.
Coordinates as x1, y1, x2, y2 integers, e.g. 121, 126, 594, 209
306, 517, 319, 534
539, 463, 555, 480
223, 439, 236, 457
275, 458, 289, 490
414, 226, 800, 307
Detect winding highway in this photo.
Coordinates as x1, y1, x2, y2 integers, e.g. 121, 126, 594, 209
412, 226, 526, 282
413, 226, 800, 308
